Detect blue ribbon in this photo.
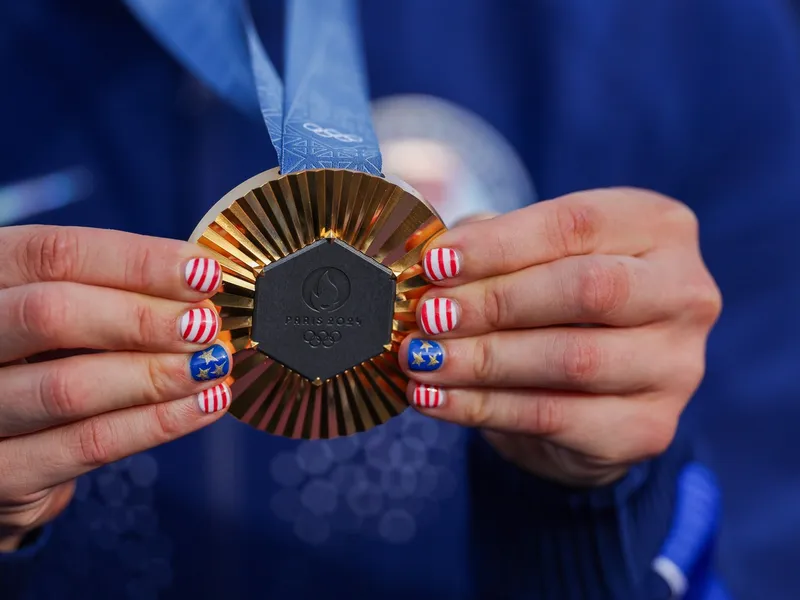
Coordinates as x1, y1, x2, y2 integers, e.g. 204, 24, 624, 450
124, 0, 382, 175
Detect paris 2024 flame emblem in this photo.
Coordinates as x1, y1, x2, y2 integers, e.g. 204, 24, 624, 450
302, 267, 351, 313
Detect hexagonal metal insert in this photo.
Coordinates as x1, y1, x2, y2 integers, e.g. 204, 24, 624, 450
251, 238, 396, 382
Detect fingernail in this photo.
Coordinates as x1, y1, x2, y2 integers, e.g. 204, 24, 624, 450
413, 384, 446, 408
197, 382, 232, 413
189, 344, 230, 382
179, 308, 219, 345
419, 298, 459, 335
185, 258, 222, 293
408, 339, 444, 372
423, 248, 461, 282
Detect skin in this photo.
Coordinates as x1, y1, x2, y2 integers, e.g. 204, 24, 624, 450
0, 226, 231, 551
0, 188, 721, 548
402, 188, 722, 487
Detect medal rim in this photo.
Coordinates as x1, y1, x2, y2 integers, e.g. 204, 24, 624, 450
189, 167, 445, 439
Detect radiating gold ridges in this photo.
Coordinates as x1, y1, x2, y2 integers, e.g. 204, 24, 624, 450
192, 168, 444, 439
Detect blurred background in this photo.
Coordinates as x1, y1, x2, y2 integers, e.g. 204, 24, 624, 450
2, 1, 800, 598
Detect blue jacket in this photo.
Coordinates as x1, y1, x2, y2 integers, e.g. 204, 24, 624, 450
1, 1, 799, 598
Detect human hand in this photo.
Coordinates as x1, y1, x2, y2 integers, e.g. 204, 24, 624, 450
401, 189, 721, 487
0, 226, 233, 550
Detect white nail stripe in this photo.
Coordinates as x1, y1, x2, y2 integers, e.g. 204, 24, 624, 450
199, 260, 217, 291
420, 298, 457, 335
414, 385, 444, 408
424, 248, 460, 281
428, 249, 444, 281
443, 249, 459, 278
180, 308, 218, 344
203, 310, 218, 343
198, 383, 231, 413
185, 258, 221, 292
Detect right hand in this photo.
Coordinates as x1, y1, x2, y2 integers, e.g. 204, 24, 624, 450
0, 226, 234, 551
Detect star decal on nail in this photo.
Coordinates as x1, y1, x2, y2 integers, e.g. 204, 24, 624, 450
199, 348, 218, 364
408, 339, 444, 372
190, 344, 229, 382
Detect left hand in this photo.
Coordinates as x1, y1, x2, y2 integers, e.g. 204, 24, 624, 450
400, 188, 721, 487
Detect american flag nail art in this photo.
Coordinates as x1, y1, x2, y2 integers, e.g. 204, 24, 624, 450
180, 308, 219, 344
189, 344, 229, 382
413, 384, 445, 408
419, 298, 458, 335
197, 382, 232, 414
423, 248, 460, 282
185, 258, 222, 293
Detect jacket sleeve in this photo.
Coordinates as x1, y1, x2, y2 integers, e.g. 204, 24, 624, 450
464, 429, 721, 599
0, 525, 54, 598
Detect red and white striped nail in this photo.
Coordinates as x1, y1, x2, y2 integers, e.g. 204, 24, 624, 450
419, 297, 459, 335
413, 384, 446, 408
197, 382, 232, 414
423, 248, 461, 282
179, 307, 219, 345
185, 258, 222, 293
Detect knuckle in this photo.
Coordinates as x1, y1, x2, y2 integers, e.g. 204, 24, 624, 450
661, 197, 700, 234
472, 337, 496, 382
492, 229, 518, 273
681, 356, 707, 393
75, 417, 115, 467
684, 274, 723, 325
39, 367, 82, 420
671, 347, 707, 395
481, 283, 507, 330
575, 258, 630, 318
640, 417, 677, 459
142, 356, 174, 404
123, 243, 155, 291
547, 200, 599, 256
527, 396, 564, 436
131, 302, 159, 349
150, 401, 186, 442
22, 227, 83, 282
462, 390, 494, 428
19, 285, 68, 342
555, 332, 603, 385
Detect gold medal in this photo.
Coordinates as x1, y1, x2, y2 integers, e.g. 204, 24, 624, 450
189, 168, 445, 439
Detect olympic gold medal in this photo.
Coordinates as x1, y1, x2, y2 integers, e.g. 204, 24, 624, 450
189, 168, 445, 439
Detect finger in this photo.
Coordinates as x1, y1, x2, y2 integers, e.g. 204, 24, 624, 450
417, 255, 672, 337
0, 343, 232, 437
0, 225, 221, 299
420, 188, 690, 284
0, 481, 75, 542
0, 282, 221, 363
0, 382, 232, 496
400, 326, 698, 394
406, 383, 675, 463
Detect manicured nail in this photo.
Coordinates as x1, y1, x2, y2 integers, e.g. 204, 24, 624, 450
179, 307, 219, 345
413, 384, 446, 408
185, 258, 222, 293
189, 344, 230, 382
419, 298, 459, 335
423, 248, 461, 282
408, 339, 444, 372
197, 382, 232, 413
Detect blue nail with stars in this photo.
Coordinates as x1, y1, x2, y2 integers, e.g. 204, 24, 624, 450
189, 344, 230, 382
408, 339, 444, 372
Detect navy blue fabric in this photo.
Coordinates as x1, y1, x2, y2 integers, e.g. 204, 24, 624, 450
0, 0, 799, 598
